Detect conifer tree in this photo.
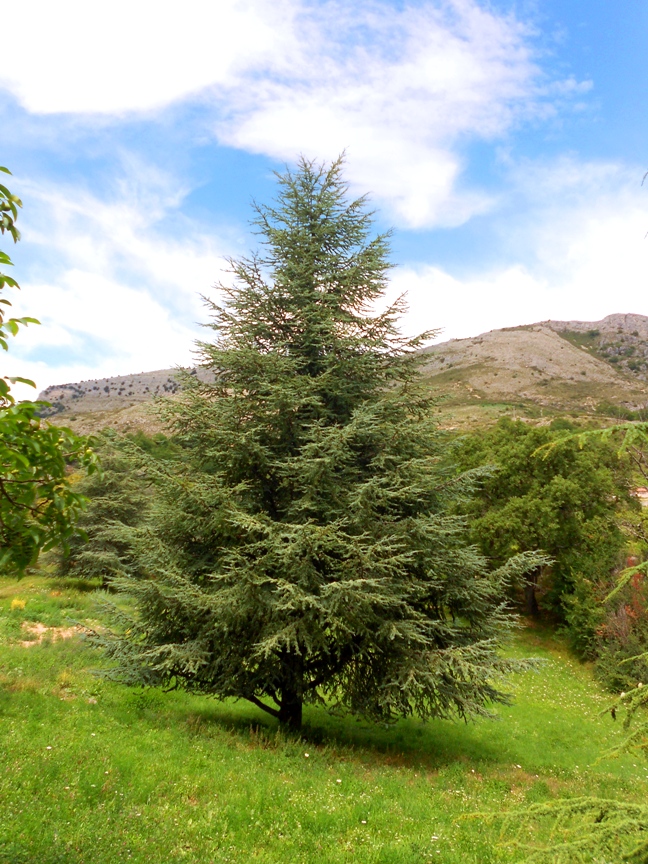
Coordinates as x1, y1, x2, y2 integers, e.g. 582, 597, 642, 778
55, 433, 158, 584
103, 157, 539, 730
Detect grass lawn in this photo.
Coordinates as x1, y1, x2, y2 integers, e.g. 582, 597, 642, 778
0, 574, 646, 863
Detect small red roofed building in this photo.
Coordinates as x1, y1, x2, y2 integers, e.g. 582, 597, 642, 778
632, 487, 648, 507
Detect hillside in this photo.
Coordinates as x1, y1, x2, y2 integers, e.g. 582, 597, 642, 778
420, 313, 648, 421
39, 368, 189, 415
38, 313, 648, 433
37, 368, 197, 435
544, 313, 648, 381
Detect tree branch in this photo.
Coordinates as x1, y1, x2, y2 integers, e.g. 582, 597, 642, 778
244, 694, 281, 719
0, 478, 41, 514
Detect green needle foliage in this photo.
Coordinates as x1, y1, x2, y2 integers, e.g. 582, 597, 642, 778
102, 157, 540, 730
56, 431, 183, 584
489, 796, 648, 863
55, 434, 154, 585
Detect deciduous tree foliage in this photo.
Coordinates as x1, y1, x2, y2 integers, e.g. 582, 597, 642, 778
103, 157, 538, 730
489, 426, 648, 862
453, 418, 631, 622
0, 165, 38, 398
0, 167, 95, 572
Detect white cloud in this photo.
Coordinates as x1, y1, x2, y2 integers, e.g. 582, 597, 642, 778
5, 271, 196, 395
217, 0, 552, 228
388, 160, 648, 342
0, 0, 296, 114
5, 167, 231, 396
0, 1, 579, 229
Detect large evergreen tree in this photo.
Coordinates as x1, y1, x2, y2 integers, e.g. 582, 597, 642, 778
104, 157, 537, 730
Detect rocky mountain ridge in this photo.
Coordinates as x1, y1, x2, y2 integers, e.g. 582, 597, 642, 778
39, 368, 188, 417
542, 314, 648, 382
417, 313, 648, 419
38, 313, 648, 432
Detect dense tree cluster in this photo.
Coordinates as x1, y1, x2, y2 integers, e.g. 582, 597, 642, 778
452, 417, 648, 697
56, 431, 182, 585
453, 418, 632, 620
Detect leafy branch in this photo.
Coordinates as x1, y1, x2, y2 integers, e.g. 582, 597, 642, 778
0, 165, 98, 572
0, 166, 39, 404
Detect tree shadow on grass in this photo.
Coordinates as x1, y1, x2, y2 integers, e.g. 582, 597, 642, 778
48, 576, 104, 593
168, 695, 515, 772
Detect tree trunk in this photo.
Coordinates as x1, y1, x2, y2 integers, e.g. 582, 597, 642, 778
277, 652, 304, 731
278, 691, 303, 731
525, 568, 540, 616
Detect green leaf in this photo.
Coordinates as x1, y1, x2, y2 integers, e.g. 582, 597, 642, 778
8, 376, 36, 388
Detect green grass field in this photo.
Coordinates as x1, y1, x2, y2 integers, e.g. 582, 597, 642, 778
1, 574, 646, 863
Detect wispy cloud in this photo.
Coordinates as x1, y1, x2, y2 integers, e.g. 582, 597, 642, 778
5, 164, 230, 394
2, 1, 586, 229
216, 0, 559, 228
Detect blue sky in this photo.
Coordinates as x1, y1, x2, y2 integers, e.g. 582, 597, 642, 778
2, 0, 648, 394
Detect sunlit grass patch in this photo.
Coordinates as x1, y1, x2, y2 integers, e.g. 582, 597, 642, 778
1, 574, 647, 863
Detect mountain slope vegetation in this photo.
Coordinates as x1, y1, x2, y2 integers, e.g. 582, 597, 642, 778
420, 314, 648, 419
